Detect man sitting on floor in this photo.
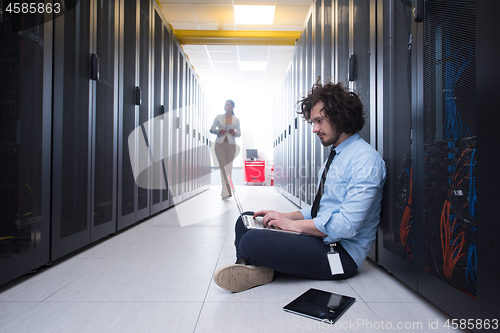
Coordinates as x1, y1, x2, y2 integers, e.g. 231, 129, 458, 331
213, 80, 386, 292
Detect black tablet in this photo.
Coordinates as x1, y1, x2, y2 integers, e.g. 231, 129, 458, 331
283, 288, 356, 324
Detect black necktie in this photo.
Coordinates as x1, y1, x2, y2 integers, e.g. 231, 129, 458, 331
311, 148, 336, 218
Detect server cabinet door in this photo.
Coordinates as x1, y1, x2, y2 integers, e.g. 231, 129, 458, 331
193, 78, 199, 195
170, 43, 180, 203
305, 16, 314, 205
349, 0, 376, 259
161, 26, 172, 210
292, 58, 300, 206
334, 0, 349, 84
377, 0, 417, 290
136, 0, 151, 221
184, 67, 192, 199
323, 0, 333, 83
118, 0, 139, 229
51, 0, 92, 260
312, 2, 325, 201
350, 0, 376, 145
418, 0, 482, 321
179, 59, 187, 201
322, 0, 333, 163
91, 0, 118, 241
150, 7, 164, 215
0, 9, 52, 284
118, 0, 151, 229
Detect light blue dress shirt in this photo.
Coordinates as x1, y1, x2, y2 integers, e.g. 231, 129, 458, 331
299, 133, 386, 268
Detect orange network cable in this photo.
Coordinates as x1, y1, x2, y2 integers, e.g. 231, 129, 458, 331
440, 200, 465, 279
400, 168, 412, 255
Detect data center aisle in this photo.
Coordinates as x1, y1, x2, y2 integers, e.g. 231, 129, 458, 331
0, 186, 469, 333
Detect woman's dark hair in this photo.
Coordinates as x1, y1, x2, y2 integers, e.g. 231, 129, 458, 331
227, 99, 235, 115
297, 79, 365, 134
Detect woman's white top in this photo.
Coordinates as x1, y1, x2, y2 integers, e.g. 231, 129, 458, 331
210, 114, 241, 145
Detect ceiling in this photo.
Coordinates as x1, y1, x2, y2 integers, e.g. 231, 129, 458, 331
159, 0, 314, 96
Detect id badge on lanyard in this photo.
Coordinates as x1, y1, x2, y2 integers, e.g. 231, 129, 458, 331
327, 243, 345, 275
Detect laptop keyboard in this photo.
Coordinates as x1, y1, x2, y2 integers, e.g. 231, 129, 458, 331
244, 215, 265, 228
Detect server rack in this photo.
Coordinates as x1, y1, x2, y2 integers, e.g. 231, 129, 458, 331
310, 4, 321, 205
179, 58, 187, 201
305, 14, 314, 206
51, 0, 119, 259
170, 41, 179, 202
334, 0, 349, 85
376, 0, 499, 328
118, 0, 141, 230
162, 25, 173, 211
91, 0, 119, 242
51, 0, 93, 259
186, 67, 193, 198
136, 0, 151, 222
377, 0, 418, 290
350, 0, 376, 145
417, 0, 498, 326
292, 54, 300, 207
0, 8, 52, 285
0, 0, 210, 286
275, 0, 377, 209
275, 0, 499, 327
150, 5, 165, 216
320, 0, 333, 163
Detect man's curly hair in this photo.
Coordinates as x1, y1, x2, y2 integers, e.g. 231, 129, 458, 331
297, 79, 366, 134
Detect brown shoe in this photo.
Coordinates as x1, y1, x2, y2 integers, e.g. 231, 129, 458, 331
213, 264, 274, 293
235, 257, 250, 265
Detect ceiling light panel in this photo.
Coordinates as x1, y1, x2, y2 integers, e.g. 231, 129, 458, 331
212, 62, 240, 70
181, 45, 206, 52
239, 61, 267, 71
206, 45, 238, 52
234, 0, 276, 4
234, 24, 273, 31
238, 52, 268, 62
277, 0, 313, 5
161, 4, 196, 24
182, 51, 211, 62
192, 5, 234, 24
209, 51, 239, 62
197, 23, 235, 30
234, 5, 275, 25
273, 5, 311, 25
191, 0, 232, 4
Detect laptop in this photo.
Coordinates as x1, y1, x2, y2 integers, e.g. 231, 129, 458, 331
227, 175, 300, 234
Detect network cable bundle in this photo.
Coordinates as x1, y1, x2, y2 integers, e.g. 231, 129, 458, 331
423, 137, 477, 298
396, 154, 413, 262
422, 1, 477, 298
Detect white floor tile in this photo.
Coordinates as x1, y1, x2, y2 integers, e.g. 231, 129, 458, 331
206, 272, 360, 304
0, 301, 202, 333
366, 302, 470, 332
0, 302, 38, 328
44, 255, 216, 302
345, 260, 427, 303
0, 258, 106, 302
195, 301, 388, 333
0, 186, 466, 333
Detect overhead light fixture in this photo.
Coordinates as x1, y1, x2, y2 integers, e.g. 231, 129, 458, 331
239, 61, 267, 71
234, 5, 275, 25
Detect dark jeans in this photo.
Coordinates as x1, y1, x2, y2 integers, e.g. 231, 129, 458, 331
235, 212, 358, 280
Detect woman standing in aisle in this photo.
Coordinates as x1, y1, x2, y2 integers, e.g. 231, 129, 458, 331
210, 100, 241, 199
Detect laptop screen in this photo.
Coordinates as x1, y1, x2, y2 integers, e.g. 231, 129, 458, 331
227, 175, 244, 216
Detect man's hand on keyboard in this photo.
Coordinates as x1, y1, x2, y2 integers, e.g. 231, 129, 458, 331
254, 210, 296, 232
